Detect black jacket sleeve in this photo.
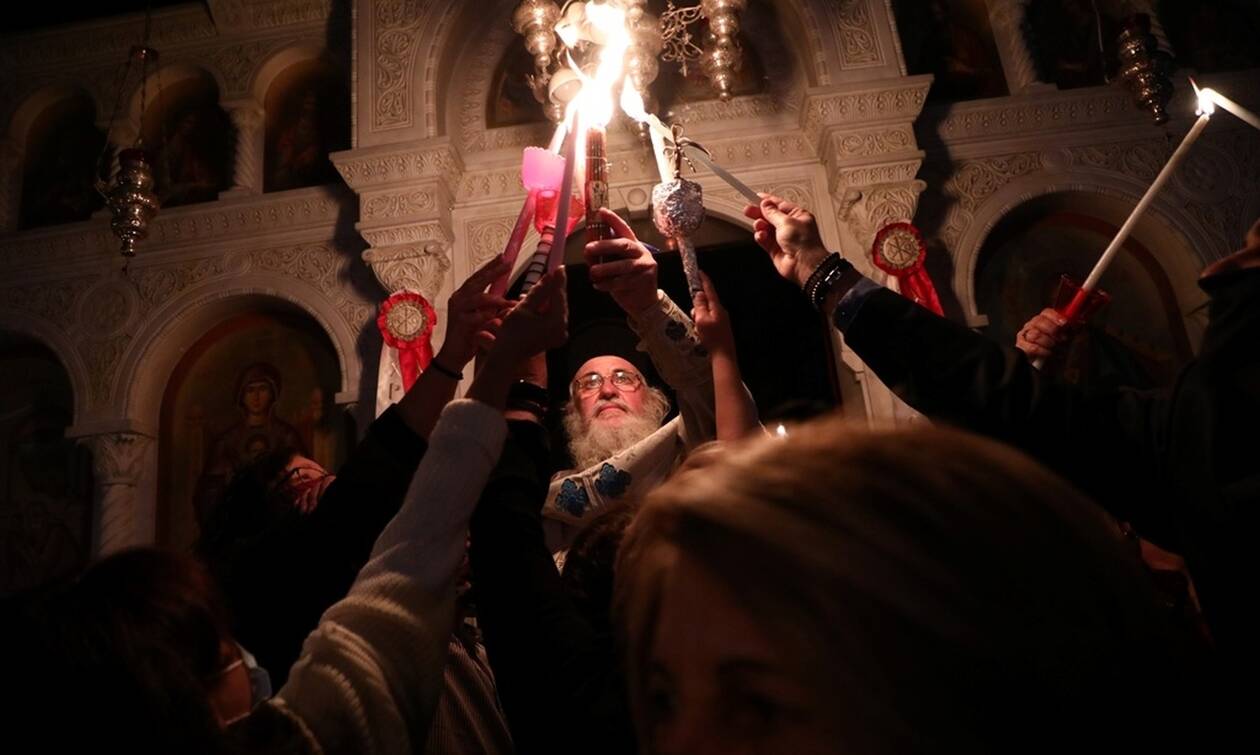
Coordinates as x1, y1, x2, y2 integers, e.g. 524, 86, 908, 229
842, 285, 1178, 542
469, 420, 635, 755
222, 406, 429, 686
837, 269, 1260, 651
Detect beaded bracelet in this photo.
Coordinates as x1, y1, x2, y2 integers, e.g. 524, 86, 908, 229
802, 254, 853, 312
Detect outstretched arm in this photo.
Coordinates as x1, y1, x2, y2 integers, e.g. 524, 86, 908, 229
692, 271, 760, 440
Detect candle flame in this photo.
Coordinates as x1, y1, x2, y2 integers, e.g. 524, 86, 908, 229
1196, 87, 1218, 117
553, 1, 630, 130
620, 84, 648, 123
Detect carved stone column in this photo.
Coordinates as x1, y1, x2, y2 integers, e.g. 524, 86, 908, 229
332, 139, 465, 413
986, 0, 1050, 94
223, 101, 266, 196
0, 138, 24, 233
83, 432, 154, 556
803, 78, 934, 425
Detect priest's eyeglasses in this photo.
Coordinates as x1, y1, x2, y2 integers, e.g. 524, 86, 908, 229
573, 369, 644, 396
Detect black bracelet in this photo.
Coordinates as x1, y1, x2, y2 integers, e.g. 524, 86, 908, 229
508, 380, 550, 406
507, 381, 550, 418
428, 358, 463, 381
506, 397, 549, 418
802, 254, 853, 311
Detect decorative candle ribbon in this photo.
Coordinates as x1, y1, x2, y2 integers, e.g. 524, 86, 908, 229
871, 222, 943, 316
377, 291, 436, 391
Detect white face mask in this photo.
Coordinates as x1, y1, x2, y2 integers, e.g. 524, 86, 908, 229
237, 643, 272, 707
213, 643, 273, 726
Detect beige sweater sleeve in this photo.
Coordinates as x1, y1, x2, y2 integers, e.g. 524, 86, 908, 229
274, 399, 507, 755
628, 290, 716, 450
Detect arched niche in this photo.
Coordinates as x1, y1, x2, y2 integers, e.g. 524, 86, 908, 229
17, 90, 106, 229
135, 68, 235, 207
261, 56, 350, 193
974, 194, 1203, 388
156, 299, 353, 550
0, 332, 93, 595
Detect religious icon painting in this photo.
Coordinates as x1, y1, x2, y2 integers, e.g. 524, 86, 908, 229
159, 309, 350, 549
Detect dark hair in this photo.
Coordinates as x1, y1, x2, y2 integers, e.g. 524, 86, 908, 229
197, 445, 299, 559
8, 548, 232, 753
560, 501, 637, 634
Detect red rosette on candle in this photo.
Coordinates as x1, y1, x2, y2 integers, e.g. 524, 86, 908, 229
377, 291, 436, 391
871, 222, 943, 316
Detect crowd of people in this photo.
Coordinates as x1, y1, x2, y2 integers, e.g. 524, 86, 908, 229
5, 191, 1257, 753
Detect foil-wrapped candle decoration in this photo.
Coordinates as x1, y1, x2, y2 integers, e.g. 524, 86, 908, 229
652, 176, 705, 295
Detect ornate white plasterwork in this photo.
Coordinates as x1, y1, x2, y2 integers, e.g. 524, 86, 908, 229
362, 240, 451, 298
0, 189, 351, 272
333, 142, 462, 189
372, 0, 430, 131
208, 0, 333, 33
931, 88, 1147, 145
836, 0, 882, 68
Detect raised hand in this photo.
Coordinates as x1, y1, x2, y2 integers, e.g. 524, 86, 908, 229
692, 271, 736, 356
1015, 308, 1071, 362
585, 208, 659, 315
492, 267, 569, 363
439, 254, 512, 368
743, 193, 830, 288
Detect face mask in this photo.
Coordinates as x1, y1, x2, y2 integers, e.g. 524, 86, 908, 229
237, 643, 272, 707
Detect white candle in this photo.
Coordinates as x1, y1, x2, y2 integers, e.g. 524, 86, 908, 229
1081, 111, 1212, 291
549, 126, 579, 273
1031, 109, 1213, 370
1201, 88, 1260, 132
648, 123, 671, 182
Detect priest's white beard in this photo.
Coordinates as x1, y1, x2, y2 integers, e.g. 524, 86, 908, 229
564, 387, 670, 470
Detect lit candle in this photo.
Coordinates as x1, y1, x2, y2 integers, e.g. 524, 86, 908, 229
549, 124, 579, 274
621, 85, 673, 181
585, 123, 612, 243
1033, 97, 1214, 369
491, 146, 566, 298
1199, 87, 1260, 132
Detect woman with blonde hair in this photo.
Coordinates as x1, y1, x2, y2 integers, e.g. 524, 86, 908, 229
616, 419, 1210, 754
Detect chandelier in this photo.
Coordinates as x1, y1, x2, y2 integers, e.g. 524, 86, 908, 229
96, 12, 163, 259
513, 0, 748, 123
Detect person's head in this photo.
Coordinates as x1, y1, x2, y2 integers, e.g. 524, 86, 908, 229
616, 419, 1203, 755
10, 548, 244, 751
235, 363, 281, 417
563, 354, 670, 469
560, 501, 639, 634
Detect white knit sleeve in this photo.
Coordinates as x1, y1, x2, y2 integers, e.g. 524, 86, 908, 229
274, 399, 507, 755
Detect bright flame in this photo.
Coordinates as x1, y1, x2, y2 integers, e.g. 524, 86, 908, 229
775, 424, 788, 438
556, 1, 630, 130
620, 83, 648, 123
1196, 87, 1218, 117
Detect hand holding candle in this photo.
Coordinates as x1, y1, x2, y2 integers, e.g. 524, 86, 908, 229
1032, 92, 1216, 369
